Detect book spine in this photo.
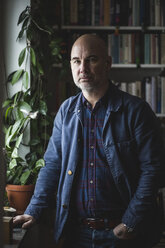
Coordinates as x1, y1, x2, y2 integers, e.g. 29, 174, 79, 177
70, 0, 78, 25
95, 0, 100, 25
155, 0, 161, 26
161, 77, 165, 114
151, 76, 157, 112
104, 0, 110, 26
161, 34, 165, 64
145, 77, 152, 107
144, 34, 150, 64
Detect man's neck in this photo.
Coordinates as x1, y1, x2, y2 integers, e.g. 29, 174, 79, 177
82, 82, 109, 108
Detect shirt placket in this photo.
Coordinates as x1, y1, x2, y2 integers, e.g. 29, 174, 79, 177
88, 110, 96, 216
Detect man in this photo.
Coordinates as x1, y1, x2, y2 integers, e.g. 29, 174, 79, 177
14, 34, 164, 248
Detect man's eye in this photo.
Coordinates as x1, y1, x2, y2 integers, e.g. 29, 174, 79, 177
73, 60, 80, 64
89, 57, 97, 63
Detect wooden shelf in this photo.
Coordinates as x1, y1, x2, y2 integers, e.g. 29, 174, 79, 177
111, 64, 165, 69
61, 25, 165, 31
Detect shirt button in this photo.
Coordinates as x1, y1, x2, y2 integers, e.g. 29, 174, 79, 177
90, 146, 94, 149
90, 180, 93, 184
68, 170, 73, 175
90, 162, 94, 166
90, 198, 94, 201
78, 109, 81, 113
62, 204, 67, 209
91, 129, 94, 133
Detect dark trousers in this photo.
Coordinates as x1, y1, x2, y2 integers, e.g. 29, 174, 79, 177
62, 222, 151, 248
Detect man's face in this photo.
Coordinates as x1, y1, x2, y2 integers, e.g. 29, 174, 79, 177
70, 38, 111, 92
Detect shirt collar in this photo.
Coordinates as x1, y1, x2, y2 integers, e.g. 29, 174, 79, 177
81, 86, 110, 108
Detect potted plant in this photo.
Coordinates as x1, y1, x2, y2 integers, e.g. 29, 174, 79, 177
3, 5, 63, 214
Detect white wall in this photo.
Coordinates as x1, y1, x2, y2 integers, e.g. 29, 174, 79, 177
3, 0, 30, 97
1, 1, 30, 244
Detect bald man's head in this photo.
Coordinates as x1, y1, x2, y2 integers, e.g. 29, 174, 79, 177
70, 34, 112, 93
71, 34, 108, 59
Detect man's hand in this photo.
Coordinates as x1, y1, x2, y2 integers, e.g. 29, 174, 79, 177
13, 214, 36, 229
113, 223, 136, 240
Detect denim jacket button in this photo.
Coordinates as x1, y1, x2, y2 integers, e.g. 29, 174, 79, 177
62, 204, 67, 209
68, 170, 73, 175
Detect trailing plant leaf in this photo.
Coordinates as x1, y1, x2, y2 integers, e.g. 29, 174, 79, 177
20, 170, 31, 185
5, 119, 24, 148
7, 71, 17, 83
9, 159, 17, 169
15, 108, 24, 120
19, 101, 32, 114
30, 47, 36, 66
18, 47, 26, 66
37, 61, 44, 75
5, 106, 13, 121
39, 100, 47, 115
21, 16, 29, 31
11, 148, 18, 159
35, 158, 45, 168
29, 138, 40, 146
17, 29, 25, 40
2, 99, 13, 108
11, 69, 24, 85
16, 133, 23, 148
22, 71, 29, 89
17, 7, 29, 25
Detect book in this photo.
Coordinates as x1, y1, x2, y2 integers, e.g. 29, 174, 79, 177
155, 0, 161, 26
70, 0, 78, 25
144, 34, 150, 64
104, 0, 110, 26
78, 0, 85, 25
145, 77, 152, 107
161, 77, 165, 114
161, 34, 165, 64
151, 76, 157, 112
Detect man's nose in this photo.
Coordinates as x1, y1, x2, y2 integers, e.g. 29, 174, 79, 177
80, 61, 88, 73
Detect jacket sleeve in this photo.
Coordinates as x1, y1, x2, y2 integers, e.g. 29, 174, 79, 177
122, 101, 165, 229
24, 107, 63, 219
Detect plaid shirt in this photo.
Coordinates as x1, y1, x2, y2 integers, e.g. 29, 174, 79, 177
72, 92, 124, 218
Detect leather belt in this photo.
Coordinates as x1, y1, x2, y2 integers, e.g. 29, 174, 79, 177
81, 218, 121, 230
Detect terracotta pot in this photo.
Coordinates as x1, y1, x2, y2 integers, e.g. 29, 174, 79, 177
6, 184, 35, 214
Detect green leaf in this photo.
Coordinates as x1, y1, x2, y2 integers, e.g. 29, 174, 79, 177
17, 29, 25, 40
22, 71, 29, 89
18, 48, 26, 66
2, 99, 12, 108
5, 106, 13, 121
15, 108, 24, 120
39, 100, 47, 115
7, 71, 17, 83
37, 62, 44, 75
11, 69, 24, 85
35, 159, 45, 168
19, 101, 32, 114
21, 16, 29, 31
5, 119, 24, 148
17, 7, 28, 25
20, 170, 31, 185
9, 159, 17, 169
30, 48, 36, 66
11, 148, 18, 158
16, 133, 23, 148
5, 126, 13, 148
29, 138, 40, 146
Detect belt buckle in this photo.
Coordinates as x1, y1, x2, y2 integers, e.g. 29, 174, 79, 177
86, 218, 96, 229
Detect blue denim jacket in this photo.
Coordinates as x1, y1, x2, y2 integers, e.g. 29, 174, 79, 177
25, 83, 164, 245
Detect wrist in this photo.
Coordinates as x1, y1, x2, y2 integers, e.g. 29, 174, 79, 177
123, 223, 134, 233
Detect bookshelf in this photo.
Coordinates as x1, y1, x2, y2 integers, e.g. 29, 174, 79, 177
59, 0, 165, 117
